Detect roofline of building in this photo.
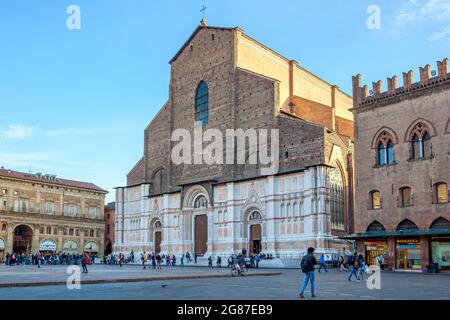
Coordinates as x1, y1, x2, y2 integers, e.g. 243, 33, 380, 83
0, 170, 108, 194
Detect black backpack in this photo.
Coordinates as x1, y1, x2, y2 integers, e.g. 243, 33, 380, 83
301, 256, 309, 273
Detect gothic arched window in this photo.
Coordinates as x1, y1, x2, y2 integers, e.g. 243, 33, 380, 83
328, 165, 345, 230
375, 130, 395, 166
195, 81, 209, 125
409, 122, 432, 160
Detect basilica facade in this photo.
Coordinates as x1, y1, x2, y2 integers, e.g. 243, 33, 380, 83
114, 21, 355, 263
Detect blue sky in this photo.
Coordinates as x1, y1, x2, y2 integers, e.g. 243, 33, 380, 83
0, 0, 449, 202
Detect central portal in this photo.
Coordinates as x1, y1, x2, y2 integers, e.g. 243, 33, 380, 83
250, 224, 262, 255
195, 215, 208, 256
154, 231, 162, 254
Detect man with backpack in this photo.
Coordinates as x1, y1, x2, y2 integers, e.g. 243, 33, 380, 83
299, 247, 317, 299
347, 252, 359, 281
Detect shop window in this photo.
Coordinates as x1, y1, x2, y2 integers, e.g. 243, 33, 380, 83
434, 183, 448, 204
400, 187, 412, 207
369, 191, 381, 209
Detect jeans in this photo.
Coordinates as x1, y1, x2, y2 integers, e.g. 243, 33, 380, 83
318, 263, 328, 272
300, 271, 315, 295
348, 266, 358, 281
358, 266, 365, 280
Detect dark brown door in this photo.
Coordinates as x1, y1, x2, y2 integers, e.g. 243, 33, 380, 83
250, 225, 262, 254
195, 215, 208, 256
154, 232, 162, 254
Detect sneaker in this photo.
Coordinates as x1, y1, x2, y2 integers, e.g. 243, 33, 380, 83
312, 295, 317, 298
299, 293, 304, 299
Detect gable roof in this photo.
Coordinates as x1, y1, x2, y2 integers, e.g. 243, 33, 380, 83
169, 25, 237, 64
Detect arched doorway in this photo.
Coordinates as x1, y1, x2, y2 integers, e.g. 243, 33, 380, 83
153, 220, 162, 254
104, 240, 113, 255
13, 225, 33, 253
248, 211, 263, 255
193, 194, 209, 257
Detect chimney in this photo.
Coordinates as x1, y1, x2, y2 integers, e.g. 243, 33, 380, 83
403, 70, 414, 90
419, 64, 431, 84
437, 58, 449, 79
372, 80, 382, 97
387, 76, 398, 95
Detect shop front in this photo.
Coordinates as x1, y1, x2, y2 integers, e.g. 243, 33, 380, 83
85, 242, 99, 254
431, 237, 450, 272
39, 239, 57, 254
0, 238, 5, 261
364, 240, 388, 266
396, 238, 423, 271
63, 240, 79, 254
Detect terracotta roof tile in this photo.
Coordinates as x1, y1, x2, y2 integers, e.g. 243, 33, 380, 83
0, 168, 108, 193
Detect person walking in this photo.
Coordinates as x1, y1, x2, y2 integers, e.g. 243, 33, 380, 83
347, 252, 359, 281
180, 254, 185, 267
339, 256, 345, 272
36, 252, 41, 269
151, 253, 157, 270
82, 253, 89, 274
172, 255, 177, 267
141, 252, 147, 270
156, 253, 162, 270
208, 256, 213, 269
318, 254, 328, 273
216, 256, 222, 268
357, 254, 366, 280
299, 247, 317, 299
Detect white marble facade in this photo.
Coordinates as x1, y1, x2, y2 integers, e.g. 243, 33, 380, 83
114, 165, 351, 262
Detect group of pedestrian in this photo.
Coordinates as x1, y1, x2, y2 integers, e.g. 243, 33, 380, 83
299, 248, 372, 299
3, 251, 99, 267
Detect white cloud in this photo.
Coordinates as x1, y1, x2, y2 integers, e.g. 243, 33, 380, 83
395, 0, 450, 26
0, 124, 34, 141
429, 25, 450, 41
45, 128, 98, 137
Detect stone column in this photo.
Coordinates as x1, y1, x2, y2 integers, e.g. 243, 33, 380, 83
80, 228, 85, 254
387, 238, 396, 271
57, 227, 63, 252
420, 236, 430, 273
6, 222, 14, 253
32, 224, 41, 253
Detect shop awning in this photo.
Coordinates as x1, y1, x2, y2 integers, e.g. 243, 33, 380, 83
341, 229, 450, 240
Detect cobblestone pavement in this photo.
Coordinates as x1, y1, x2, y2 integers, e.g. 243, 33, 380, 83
0, 264, 278, 286
0, 266, 449, 300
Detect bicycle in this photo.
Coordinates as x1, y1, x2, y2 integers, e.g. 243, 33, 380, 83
231, 263, 248, 277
